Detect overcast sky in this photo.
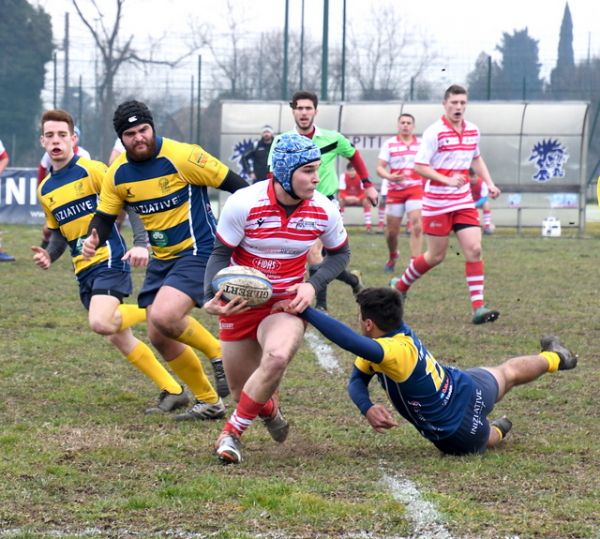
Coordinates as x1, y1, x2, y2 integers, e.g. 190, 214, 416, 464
35, 0, 600, 92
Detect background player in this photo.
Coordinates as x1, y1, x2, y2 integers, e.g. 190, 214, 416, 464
391, 85, 501, 324
377, 113, 423, 273
338, 163, 372, 232
469, 168, 495, 234
0, 138, 15, 261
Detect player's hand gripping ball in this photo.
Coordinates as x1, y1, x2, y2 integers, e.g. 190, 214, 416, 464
211, 265, 273, 306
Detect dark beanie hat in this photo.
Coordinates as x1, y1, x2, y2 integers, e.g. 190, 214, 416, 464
113, 100, 154, 139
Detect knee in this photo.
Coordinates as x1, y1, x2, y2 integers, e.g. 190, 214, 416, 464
262, 349, 290, 377
411, 221, 422, 236
466, 243, 482, 260
89, 316, 116, 336
427, 251, 446, 266
148, 310, 180, 339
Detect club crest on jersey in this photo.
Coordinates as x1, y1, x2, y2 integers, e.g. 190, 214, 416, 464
529, 139, 569, 182
293, 217, 317, 230
159, 177, 170, 194
73, 181, 84, 196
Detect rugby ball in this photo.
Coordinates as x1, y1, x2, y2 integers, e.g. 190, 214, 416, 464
211, 265, 273, 306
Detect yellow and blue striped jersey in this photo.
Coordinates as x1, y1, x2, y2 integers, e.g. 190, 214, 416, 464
354, 323, 474, 440
38, 155, 129, 279
97, 137, 229, 261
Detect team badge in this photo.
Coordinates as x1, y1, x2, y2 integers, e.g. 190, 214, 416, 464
528, 139, 569, 182
73, 182, 84, 196
159, 177, 170, 194
229, 138, 255, 181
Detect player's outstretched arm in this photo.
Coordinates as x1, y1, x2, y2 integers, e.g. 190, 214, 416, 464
300, 307, 384, 362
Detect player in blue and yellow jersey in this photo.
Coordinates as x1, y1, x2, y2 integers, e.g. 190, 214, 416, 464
82, 100, 249, 421
33, 109, 190, 414
299, 287, 578, 455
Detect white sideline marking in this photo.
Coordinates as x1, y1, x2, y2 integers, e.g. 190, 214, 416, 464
383, 472, 454, 539
304, 329, 342, 373
306, 329, 454, 539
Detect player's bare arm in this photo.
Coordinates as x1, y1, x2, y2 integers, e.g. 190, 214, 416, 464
471, 156, 501, 198
415, 163, 466, 187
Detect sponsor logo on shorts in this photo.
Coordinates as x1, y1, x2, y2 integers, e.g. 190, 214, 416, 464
470, 388, 485, 435
429, 221, 442, 228
219, 322, 234, 329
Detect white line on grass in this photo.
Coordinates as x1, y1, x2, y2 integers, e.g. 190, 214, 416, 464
305, 329, 455, 539
304, 329, 342, 373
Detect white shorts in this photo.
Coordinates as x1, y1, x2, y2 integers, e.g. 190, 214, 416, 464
385, 200, 422, 218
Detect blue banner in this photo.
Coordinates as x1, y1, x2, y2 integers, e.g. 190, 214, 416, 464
0, 168, 45, 224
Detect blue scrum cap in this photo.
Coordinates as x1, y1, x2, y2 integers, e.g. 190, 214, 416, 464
271, 133, 320, 198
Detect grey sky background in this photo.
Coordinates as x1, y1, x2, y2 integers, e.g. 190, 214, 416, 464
35, 0, 599, 100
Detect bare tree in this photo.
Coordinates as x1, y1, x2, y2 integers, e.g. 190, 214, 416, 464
347, 3, 436, 101
71, 0, 197, 156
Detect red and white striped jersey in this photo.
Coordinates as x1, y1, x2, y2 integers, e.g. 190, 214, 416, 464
378, 135, 423, 198
415, 116, 481, 216
216, 179, 348, 298
0, 139, 8, 161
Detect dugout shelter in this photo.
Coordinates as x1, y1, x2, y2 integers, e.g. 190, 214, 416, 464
220, 100, 590, 233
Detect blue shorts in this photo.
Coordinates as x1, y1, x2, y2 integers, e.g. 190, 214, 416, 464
138, 256, 207, 308
78, 267, 132, 310
432, 368, 499, 455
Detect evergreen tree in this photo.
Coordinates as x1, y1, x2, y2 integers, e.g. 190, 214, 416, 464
495, 28, 544, 100
467, 52, 501, 100
0, 0, 54, 164
549, 2, 576, 99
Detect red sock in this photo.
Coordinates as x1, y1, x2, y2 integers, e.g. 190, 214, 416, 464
258, 397, 275, 419
396, 255, 433, 293
465, 260, 485, 310
223, 391, 266, 437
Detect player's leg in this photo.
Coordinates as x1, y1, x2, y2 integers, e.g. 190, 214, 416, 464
405, 197, 423, 260
86, 289, 185, 412
455, 220, 498, 324
145, 256, 228, 396
482, 201, 494, 234
361, 197, 372, 232
391, 231, 448, 295
482, 336, 577, 448
215, 313, 304, 463
145, 310, 224, 420
384, 204, 402, 273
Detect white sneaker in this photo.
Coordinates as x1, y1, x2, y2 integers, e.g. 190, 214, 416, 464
215, 432, 242, 464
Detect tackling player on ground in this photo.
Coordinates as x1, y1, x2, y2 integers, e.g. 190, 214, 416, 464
299, 287, 578, 455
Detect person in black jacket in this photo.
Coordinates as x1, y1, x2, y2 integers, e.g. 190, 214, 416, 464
241, 125, 274, 183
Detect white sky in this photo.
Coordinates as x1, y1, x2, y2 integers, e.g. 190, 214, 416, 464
35, 0, 600, 95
